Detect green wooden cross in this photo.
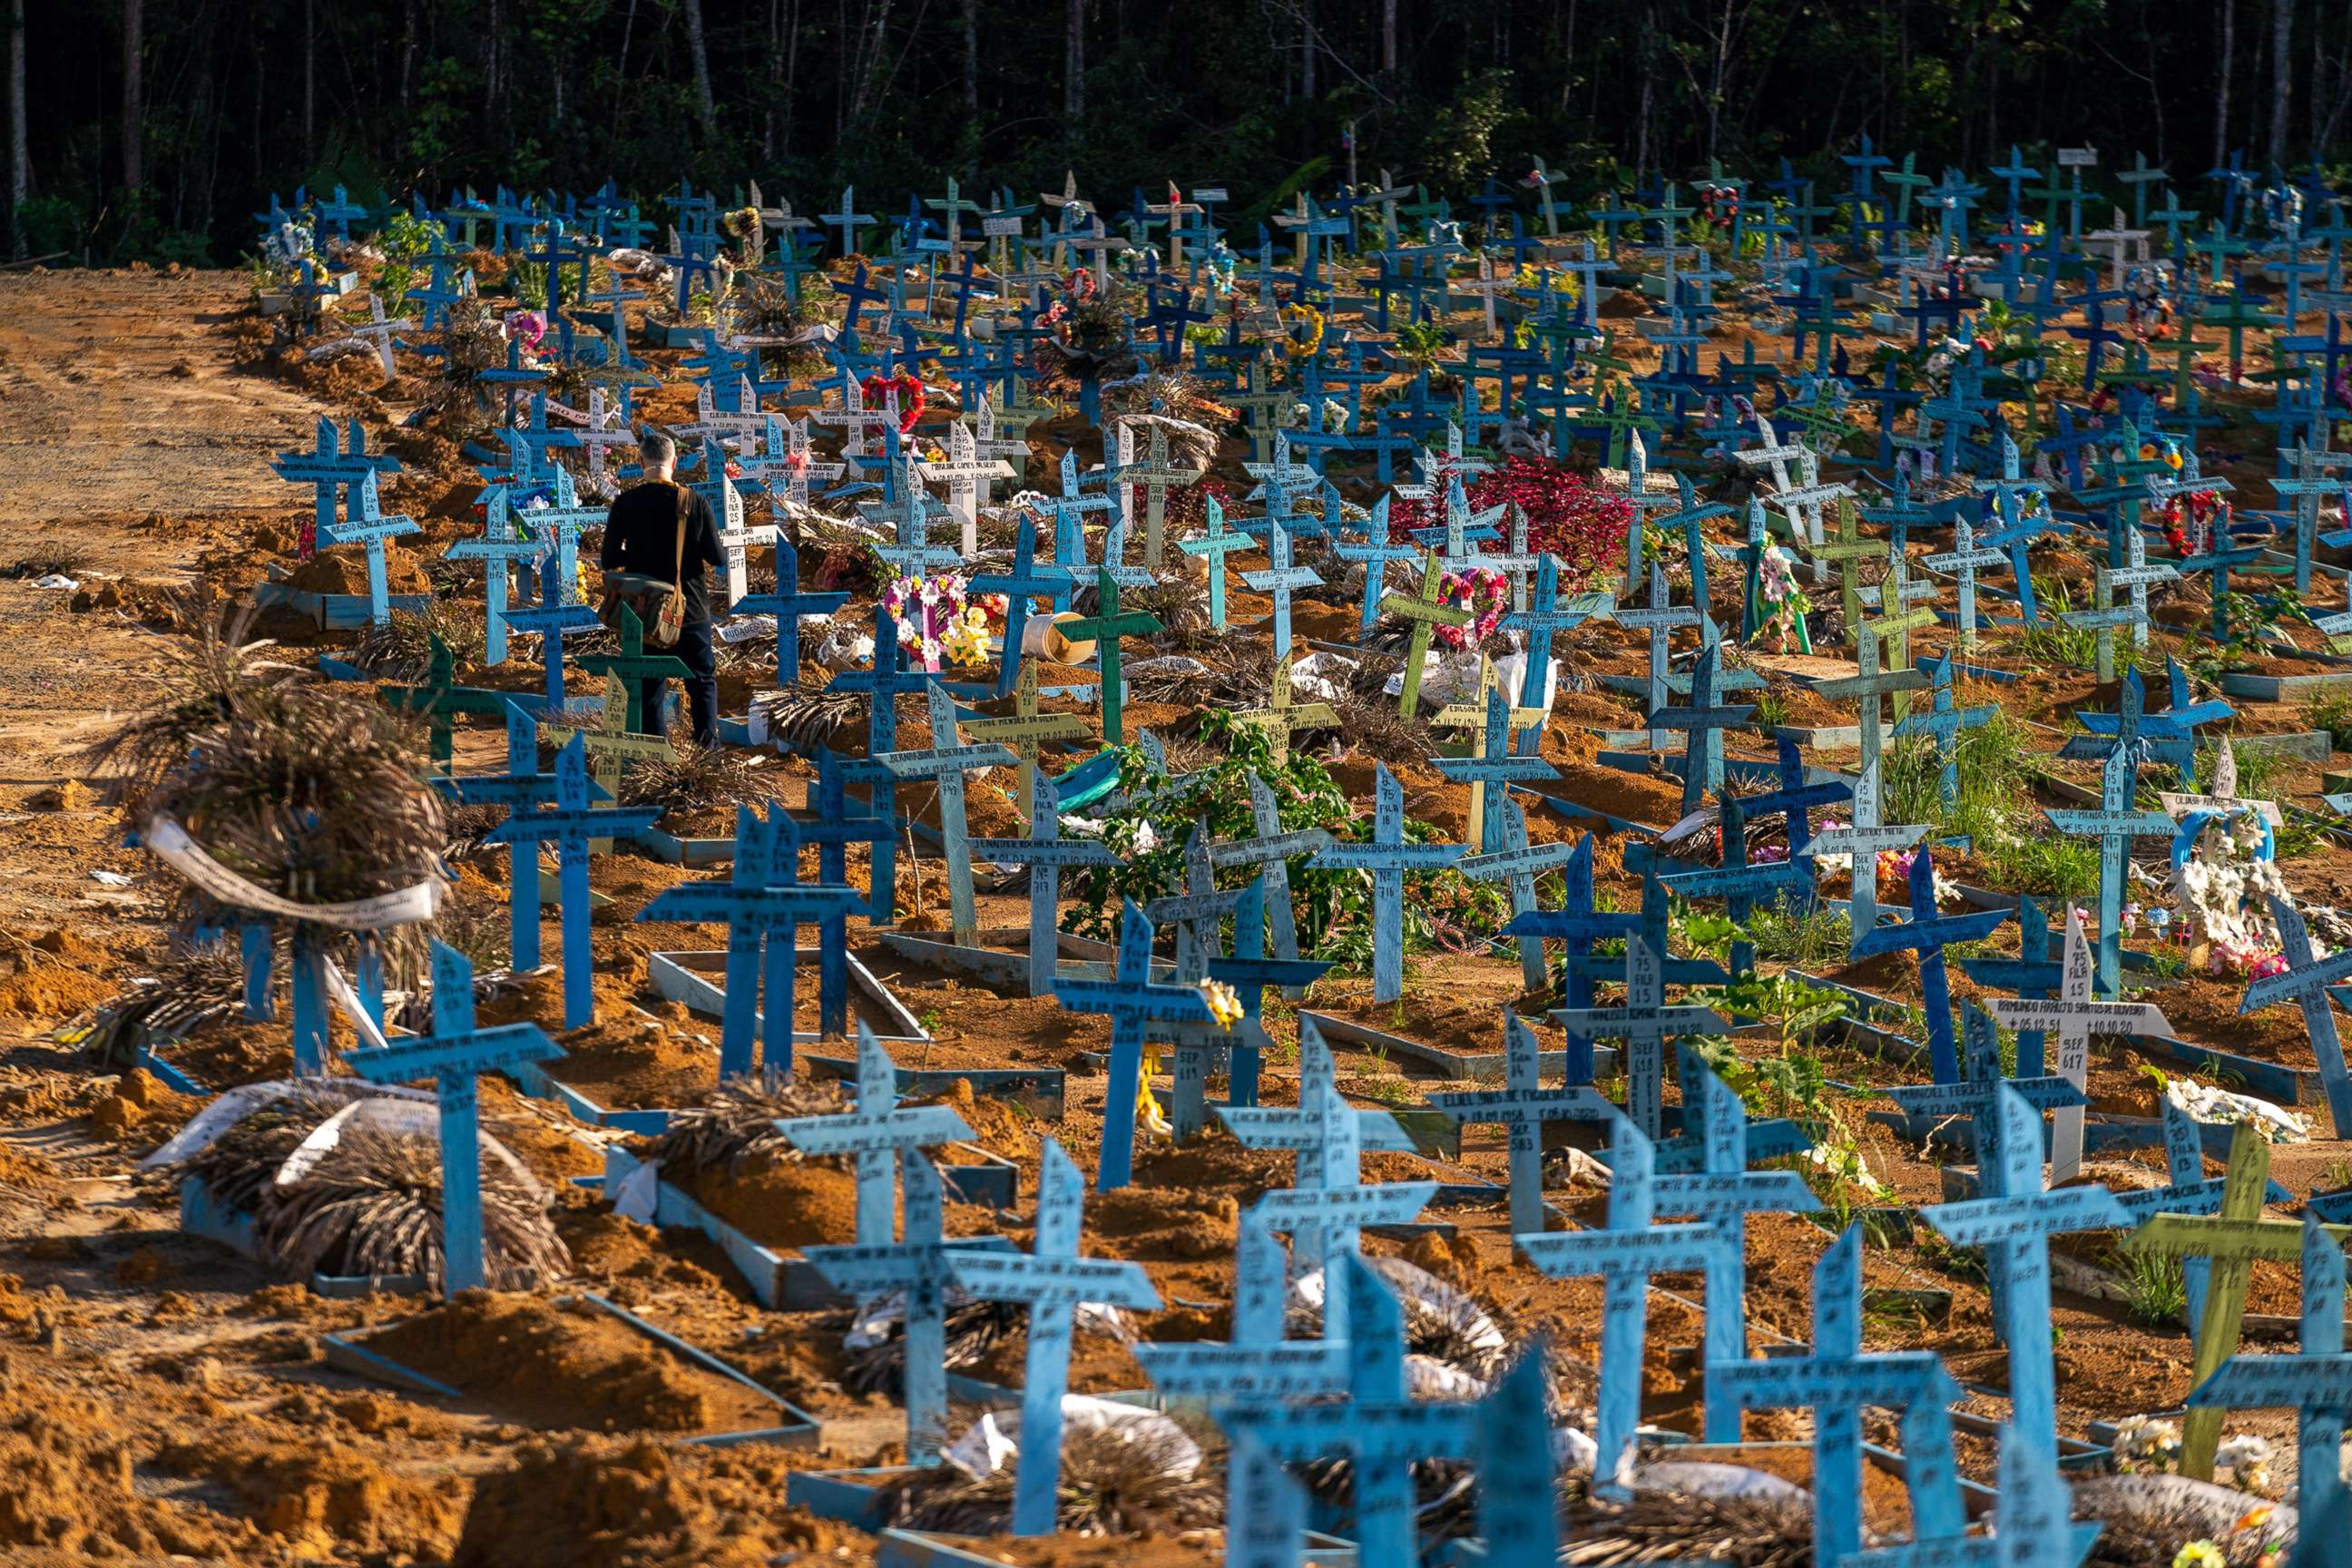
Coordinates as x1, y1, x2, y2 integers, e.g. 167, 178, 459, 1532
2163, 311, 2223, 405
577, 604, 692, 732
1859, 548, 1940, 724
1237, 657, 1339, 768
2122, 1122, 2352, 1480
542, 671, 674, 851
1175, 494, 1249, 631
965, 658, 1092, 830
1378, 549, 1474, 718
1809, 495, 1887, 638
1062, 568, 1163, 747
380, 635, 515, 775
2195, 286, 2274, 384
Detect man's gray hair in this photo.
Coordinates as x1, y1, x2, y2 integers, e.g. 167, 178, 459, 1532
638, 428, 677, 467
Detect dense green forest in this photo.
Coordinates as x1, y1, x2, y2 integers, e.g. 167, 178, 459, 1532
9, 0, 2352, 266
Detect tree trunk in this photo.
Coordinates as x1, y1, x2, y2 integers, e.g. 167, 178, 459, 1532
1382, 0, 1396, 73
303, 0, 315, 163
1301, 0, 1315, 101
1065, 0, 1083, 119
2216, 0, 2236, 172
2270, 0, 2292, 166
682, 0, 719, 136
963, 0, 978, 116
399, 0, 416, 110
120, 0, 142, 195
8, 0, 24, 258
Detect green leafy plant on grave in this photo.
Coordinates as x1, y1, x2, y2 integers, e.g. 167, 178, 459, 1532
1882, 701, 2096, 899
2111, 1247, 2189, 1328
2014, 576, 2138, 677
1392, 318, 1449, 370
2305, 689, 2352, 752
1060, 709, 1510, 975
2183, 588, 2320, 685
368, 208, 440, 317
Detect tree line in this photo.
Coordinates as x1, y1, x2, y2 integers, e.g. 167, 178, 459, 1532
11, 0, 2351, 267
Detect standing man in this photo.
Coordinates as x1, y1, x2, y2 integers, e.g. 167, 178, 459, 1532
599, 430, 726, 747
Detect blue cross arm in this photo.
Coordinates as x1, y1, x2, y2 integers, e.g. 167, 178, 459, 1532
2190, 1351, 2352, 1409
1308, 841, 1467, 874
1208, 955, 1333, 992
1220, 1400, 1480, 1464
1216, 1103, 1421, 1154
1248, 1181, 1439, 1230
1653, 1170, 1822, 1218
1503, 907, 1639, 944
342, 1024, 564, 1083
1516, 1220, 1720, 1275
1925, 1185, 2131, 1248
1425, 1083, 1615, 1125
774, 1105, 975, 1156
1884, 1076, 2087, 1118
2242, 946, 2352, 1012
1710, 1348, 1961, 1408
1129, 1340, 1350, 1401
2043, 807, 2179, 838
1430, 755, 1560, 786
1052, 975, 1218, 1024
967, 836, 1118, 868
946, 1249, 1161, 1310
1546, 1004, 1730, 1039
634, 881, 864, 924
485, 804, 665, 844
797, 1237, 1008, 1294
1657, 862, 1813, 902
1848, 907, 2014, 960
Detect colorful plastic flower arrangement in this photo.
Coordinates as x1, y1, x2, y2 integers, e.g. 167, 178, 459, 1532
880, 573, 1005, 672
1434, 567, 1509, 650
1755, 543, 1812, 652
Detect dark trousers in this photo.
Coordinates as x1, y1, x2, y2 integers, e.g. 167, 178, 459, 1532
637, 620, 720, 748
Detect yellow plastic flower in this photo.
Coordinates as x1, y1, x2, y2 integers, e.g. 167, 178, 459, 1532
1137, 1045, 1171, 1140
2173, 1543, 2226, 1568
1200, 979, 1245, 1028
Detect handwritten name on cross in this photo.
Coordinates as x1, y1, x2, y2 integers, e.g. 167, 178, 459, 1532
1309, 763, 1465, 1004
947, 1140, 1161, 1534
342, 940, 563, 1297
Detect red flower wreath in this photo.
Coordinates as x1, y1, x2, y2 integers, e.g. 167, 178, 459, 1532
861, 371, 926, 433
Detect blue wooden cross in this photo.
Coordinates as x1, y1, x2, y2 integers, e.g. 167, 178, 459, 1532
1142, 826, 1253, 1138
342, 940, 563, 1297
799, 1149, 969, 1462
1921, 1083, 2128, 1459
1308, 762, 1464, 1004
1885, 1001, 2088, 1178
2045, 670, 2176, 998
1174, 494, 1250, 632
335, 470, 420, 628
777, 1021, 973, 1242
1642, 642, 1758, 818
486, 735, 662, 1029
1550, 936, 1730, 1137
969, 770, 1117, 997
1850, 844, 2013, 1083
1459, 797, 1576, 993
1433, 686, 1560, 854
446, 485, 543, 666
946, 1139, 1160, 1534
728, 534, 846, 691
1712, 1224, 1967, 1564
969, 511, 1078, 696
1218, 1252, 1479, 1565
1330, 497, 1419, 636
796, 751, 893, 1035
1429, 1013, 1613, 1239
828, 606, 936, 922
1614, 562, 1701, 754
1245, 1074, 1437, 1343
875, 681, 1017, 947
1203, 878, 1330, 1111
1957, 896, 2062, 1075
1891, 651, 1994, 808
1204, 775, 1333, 987
1054, 899, 1216, 1191
1650, 1058, 1823, 1441
1518, 1113, 1720, 1484
1500, 551, 1612, 720
637, 806, 862, 1080
2239, 894, 2352, 1140
273, 416, 401, 545
1239, 514, 1322, 661
444, 701, 566, 969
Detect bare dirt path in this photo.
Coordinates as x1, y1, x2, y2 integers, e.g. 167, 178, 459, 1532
0, 270, 334, 944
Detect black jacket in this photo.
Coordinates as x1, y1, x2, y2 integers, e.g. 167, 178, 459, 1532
599, 480, 728, 629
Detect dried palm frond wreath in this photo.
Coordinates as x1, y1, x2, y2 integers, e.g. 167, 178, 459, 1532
639, 1075, 848, 1181
153, 1088, 567, 1292
877, 1410, 1220, 1536
83, 608, 448, 983
63, 936, 251, 1072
